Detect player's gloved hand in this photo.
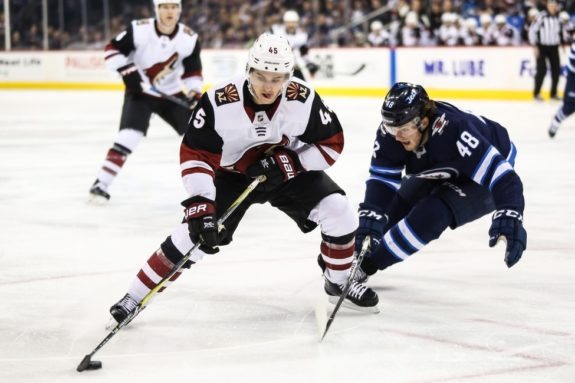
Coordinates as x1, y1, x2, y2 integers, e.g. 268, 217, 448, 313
182, 196, 219, 254
488, 209, 527, 268
246, 147, 303, 192
356, 203, 388, 255
185, 90, 202, 110
117, 63, 142, 93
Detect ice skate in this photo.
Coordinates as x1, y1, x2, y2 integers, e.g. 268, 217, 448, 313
548, 123, 559, 138
324, 278, 379, 313
317, 254, 369, 283
89, 180, 110, 203
108, 293, 138, 325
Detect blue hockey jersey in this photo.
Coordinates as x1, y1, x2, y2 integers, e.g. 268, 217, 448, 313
364, 101, 525, 213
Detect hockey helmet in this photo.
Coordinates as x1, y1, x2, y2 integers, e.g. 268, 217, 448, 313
246, 33, 294, 76
283, 10, 300, 23
381, 82, 429, 128
153, 0, 181, 18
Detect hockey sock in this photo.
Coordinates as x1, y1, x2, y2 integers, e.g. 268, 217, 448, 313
319, 232, 355, 284
127, 237, 190, 301
95, 129, 143, 188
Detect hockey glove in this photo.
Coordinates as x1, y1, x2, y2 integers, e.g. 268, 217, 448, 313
117, 63, 142, 93
182, 196, 219, 254
488, 209, 527, 268
246, 147, 302, 192
356, 203, 388, 255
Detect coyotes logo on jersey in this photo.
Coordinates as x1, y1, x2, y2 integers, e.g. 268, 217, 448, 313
286, 82, 309, 103
145, 52, 178, 86
215, 84, 240, 106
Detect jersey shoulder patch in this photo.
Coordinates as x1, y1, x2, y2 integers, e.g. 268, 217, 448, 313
286, 81, 310, 103
182, 26, 196, 36
214, 83, 240, 106
135, 19, 151, 25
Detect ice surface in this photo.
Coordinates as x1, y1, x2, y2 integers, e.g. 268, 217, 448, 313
0, 90, 574, 382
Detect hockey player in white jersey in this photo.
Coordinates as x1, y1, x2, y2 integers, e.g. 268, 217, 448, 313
270, 10, 318, 81
89, 0, 203, 202
107, 33, 378, 325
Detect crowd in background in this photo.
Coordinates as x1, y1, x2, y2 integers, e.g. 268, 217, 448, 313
1, 0, 575, 50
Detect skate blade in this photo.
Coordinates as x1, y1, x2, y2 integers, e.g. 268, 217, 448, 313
88, 194, 110, 205
105, 316, 119, 331
328, 296, 380, 314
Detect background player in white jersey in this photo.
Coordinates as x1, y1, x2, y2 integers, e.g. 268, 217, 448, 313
324, 83, 527, 284
89, 0, 203, 202
107, 33, 378, 325
270, 10, 318, 81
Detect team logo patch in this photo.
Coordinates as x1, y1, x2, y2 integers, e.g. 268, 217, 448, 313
415, 167, 459, 180
215, 84, 240, 106
135, 19, 150, 25
431, 113, 448, 136
286, 82, 309, 102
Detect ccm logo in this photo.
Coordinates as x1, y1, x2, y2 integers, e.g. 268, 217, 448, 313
493, 209, 523, 222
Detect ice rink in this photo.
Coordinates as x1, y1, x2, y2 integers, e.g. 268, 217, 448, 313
1, 89, 574, 383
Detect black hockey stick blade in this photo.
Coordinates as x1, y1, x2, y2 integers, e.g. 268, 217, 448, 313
320, 236, 371, 342
142, 83, 193, 110
77, 354, 102, 372
350, 63, 366, 75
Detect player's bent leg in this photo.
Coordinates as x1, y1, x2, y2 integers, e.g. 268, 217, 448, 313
366, 195, 453, 271
109, 223, 210, 324
90, 128, 144, 202
312, 193, 378, 309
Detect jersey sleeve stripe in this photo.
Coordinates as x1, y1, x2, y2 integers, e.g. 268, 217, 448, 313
488, 160, 513, 191
367, 175, 401, 190
369, 165, 403, 175
471, 146, 499, 185
506, 142, 517, 166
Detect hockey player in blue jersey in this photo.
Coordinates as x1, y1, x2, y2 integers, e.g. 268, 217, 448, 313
351, 82, 527, 280
549, 40, 575, 138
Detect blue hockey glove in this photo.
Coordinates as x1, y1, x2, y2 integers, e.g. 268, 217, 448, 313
356, 203, 388, 255
488, 209, 527, 268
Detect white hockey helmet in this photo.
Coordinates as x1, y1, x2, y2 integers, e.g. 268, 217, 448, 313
494, 14, 507, 25
371, 20, 383, 31
560, 11, 570, 23
283, 10, 300, 23
153, 0, 181, 18
246, 33, 294, 76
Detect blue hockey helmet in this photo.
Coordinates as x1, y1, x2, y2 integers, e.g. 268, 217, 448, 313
381, 82, 430, 128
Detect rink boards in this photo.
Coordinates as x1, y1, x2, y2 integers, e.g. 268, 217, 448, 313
0, 46, 567, 100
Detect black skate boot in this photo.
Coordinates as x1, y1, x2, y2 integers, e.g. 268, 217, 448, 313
109, 293, 138, 323
317, 254, 370, 283
324, 278, 379, 313
89, 180, 110, 202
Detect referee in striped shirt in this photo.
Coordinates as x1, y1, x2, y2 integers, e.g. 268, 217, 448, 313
529, 0, 564, 100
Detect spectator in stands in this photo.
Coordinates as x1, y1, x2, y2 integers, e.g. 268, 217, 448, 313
368, 20, 392, 46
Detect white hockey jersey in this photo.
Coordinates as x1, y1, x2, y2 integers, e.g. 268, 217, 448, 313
104, 18, 203, 96
179, 76, 344, 199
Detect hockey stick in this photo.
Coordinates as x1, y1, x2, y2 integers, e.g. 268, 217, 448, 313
141, 83, 194, 110
334, 63, 366, 77
76, 175, 266, 372
320, 236, 371, 342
